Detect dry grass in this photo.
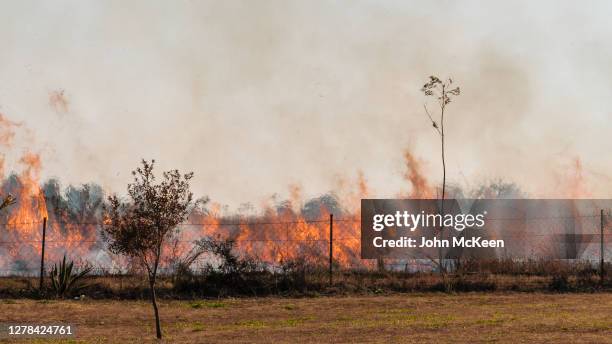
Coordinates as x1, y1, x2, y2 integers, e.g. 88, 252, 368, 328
1, 293, 611, 343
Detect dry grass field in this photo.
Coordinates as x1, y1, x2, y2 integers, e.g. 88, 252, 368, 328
1, 293, 611, 343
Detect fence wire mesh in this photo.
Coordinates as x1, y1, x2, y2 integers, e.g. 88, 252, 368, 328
0, 212, 609, 276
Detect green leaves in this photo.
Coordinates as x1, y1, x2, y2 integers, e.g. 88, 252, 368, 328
49, 254, 92, 298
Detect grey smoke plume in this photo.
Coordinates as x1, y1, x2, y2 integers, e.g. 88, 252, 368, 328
0, 1, 610, 207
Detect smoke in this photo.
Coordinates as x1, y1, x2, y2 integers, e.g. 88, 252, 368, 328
0, 1, 610, 207
48, 89, 69, 114
0, 114, 20, 180
0, 114, 19, 147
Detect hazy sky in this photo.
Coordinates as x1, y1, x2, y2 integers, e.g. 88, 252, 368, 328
0, 1, 610, 207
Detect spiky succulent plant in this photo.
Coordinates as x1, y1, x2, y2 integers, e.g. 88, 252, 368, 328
49, 255, 92, 298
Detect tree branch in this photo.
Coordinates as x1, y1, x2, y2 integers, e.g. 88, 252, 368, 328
423, 104, 442, 135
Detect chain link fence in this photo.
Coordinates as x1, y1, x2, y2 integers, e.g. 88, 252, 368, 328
0, 211, 609, 277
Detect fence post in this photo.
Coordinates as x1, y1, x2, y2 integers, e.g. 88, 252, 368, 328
329, 213, 333, 286
39, 217, 47, 291
601, 209, 605, 285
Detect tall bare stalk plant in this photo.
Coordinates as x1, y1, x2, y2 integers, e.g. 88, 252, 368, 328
421, 76, 460, 274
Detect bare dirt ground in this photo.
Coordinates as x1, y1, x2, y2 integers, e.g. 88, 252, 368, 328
1, 293, 611, 343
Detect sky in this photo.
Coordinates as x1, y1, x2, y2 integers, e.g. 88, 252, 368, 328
0, 1, 610, 207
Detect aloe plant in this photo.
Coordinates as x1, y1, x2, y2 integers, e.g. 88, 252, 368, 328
49, 255, 92, 298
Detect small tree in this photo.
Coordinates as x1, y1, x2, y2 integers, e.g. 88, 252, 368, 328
421, 76, 460, 274
102, 160, 194, 339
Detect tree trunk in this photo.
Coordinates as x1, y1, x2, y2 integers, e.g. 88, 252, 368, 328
439, 87, 446, 275
149, 277, 162, 339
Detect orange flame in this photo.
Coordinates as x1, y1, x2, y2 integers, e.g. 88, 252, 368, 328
402, 150, 435, 198
0, 114, 442, 272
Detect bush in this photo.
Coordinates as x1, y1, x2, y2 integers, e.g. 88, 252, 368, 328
174, 236, 269, 297
549, 274, 570, 292
49, 255, 92, 298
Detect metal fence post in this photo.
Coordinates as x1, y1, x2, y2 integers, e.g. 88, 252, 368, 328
39, 217, 47, 291
601, 209, 605, 285
329, 214, 333, 286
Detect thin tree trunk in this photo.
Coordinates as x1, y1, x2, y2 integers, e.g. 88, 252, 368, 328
439, 87, 446, 275
149, 277, 162, 339
441, 91, 446, 205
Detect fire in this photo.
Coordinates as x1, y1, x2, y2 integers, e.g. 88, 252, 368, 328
9, 153, 47, 225
0, 152, 47, 270
206, 195, 361, 268
175, 152, 434, 269
402, 151, 435, 198
0, 110, 466, 273
0, 111, 437, 273
0, 113, 19, 147
0, 113, 20, 181
0, 114, 99, 274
